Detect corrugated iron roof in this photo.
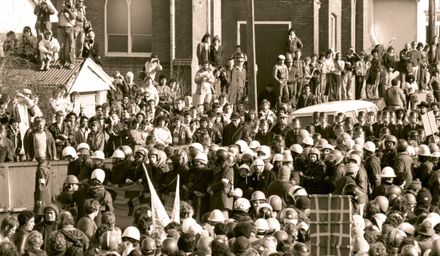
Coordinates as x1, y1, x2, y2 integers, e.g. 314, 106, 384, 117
7, 59, 84, 87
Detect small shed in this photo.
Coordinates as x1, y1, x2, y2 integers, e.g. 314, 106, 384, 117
7, 58, 114, 117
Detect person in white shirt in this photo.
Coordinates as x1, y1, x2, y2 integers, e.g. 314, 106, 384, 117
38, 30, 60, 71
152, 115, 172, 146
331, 52, 345, 101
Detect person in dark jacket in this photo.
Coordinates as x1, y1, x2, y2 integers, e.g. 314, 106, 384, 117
208, 149, 234, 219
34, 159, 54, 217
222, 113, 243, 146
14, 210, 35, 254
363, 141, 381, 192
209, 35, 223, 68
0, 126, 15, 163
266, 166, 293, 203
301, 147, 328, 194
255, 119, 275, 146
34, 0, 56, 39
187, 152, 212, 221
34, 204, 59, 252
53, 211, 89, 254
394, 139, 414, 187
74, 169, 114, 225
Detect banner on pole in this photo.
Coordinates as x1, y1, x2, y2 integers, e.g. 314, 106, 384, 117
142, 164, 171, 228
421, 111, 439, 137
171, 175, 180, 223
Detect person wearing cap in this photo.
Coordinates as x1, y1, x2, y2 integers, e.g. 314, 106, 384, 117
302, 148, 329, 194
372, 167, 397, 199
74, 168, 114, 223
38, 30, 60, 71
228, 52, 247, 104
187, 151, 212, 220
335, 153, 362, 194
273, 54, 288, 103
271, 113, 290, 138
143, 53, 162, 82
222, 112, 243, 146
363, 141, 381, 191
194, 60, 215, 106
55, 175, 79, 218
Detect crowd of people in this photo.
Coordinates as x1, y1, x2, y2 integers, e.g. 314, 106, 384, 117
4, 0, 440, 255
2, 0, 99, 71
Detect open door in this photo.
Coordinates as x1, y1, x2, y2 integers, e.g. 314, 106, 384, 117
239, 23, 290, 94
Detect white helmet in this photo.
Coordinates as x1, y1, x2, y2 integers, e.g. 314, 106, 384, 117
112, 149, 125, 159
418, 144, 431, 157
255, 218, 269, 233
122, 226, 140, 241
235, 140, 249, 153
256, 146, 271, 160
272, 154, 284, 163
381, 166, 396, 178
91, 169, 106, 183
289, 144, 303, 154
249, 140, 261, 150
194, 152, 208, 164
208, 209, 225, 223
234, 198, 251, 212
189, 143, 204, 152
181, 218, 197, 234
62, 146, 77, 158
91, 150, 105, 160
302, 136, 314, 146
77, 143, 90, 151
267, 218, 281, 233
232, 188, 243, 198
363, 141, 376, 153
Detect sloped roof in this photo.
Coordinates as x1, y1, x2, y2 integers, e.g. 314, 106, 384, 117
7, 59, 83, 89
7, 58, 114, 93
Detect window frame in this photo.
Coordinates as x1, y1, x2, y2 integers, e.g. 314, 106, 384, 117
329, 14, 337, 52
104, 0, 152, 57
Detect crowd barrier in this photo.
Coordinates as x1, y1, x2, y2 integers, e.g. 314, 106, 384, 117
0, 159, 113, 213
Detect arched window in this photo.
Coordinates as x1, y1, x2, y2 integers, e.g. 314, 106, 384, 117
105, 0, 152, 56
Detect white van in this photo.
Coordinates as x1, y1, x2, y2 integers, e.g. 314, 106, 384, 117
289, 100, 378, 125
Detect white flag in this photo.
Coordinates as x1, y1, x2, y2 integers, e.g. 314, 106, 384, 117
171, 175, 180, 223
142, 164, 171, 228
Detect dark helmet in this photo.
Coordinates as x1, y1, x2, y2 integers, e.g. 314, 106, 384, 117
386, 185, 402, 199
293, 242, 310, 256
397, 139, 408, 153
162, 238, 178, 255
273, 230, 288, 242
385, 135, 398, 144
216, 149, 229, 164
141, 237, 156, 255
325, 149, 344, 167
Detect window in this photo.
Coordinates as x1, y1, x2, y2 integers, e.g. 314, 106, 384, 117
329, 14, 337, 52
105, 0, 152, 56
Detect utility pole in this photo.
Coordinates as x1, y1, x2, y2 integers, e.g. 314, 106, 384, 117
429, 0, 436, 43
246, 0, 258, 112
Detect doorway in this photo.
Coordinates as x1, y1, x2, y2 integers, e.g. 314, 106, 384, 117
238, 22, 291, 94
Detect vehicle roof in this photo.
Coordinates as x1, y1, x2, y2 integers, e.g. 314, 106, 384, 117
291, 100, 377, 117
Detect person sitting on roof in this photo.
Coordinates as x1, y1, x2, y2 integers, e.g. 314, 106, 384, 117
38, 30, 60, 71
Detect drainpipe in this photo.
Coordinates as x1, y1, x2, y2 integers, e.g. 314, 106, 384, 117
170, 0, 176, 77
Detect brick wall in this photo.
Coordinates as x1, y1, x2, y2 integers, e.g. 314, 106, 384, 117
221, 0, 318, 58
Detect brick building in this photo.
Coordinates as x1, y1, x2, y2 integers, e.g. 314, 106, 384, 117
50, 0, 373, 95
